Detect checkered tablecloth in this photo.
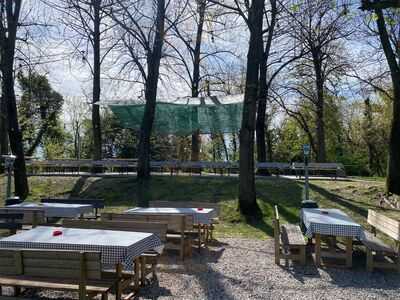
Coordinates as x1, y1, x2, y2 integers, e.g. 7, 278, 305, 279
0, 226, 163, 268
301, 208, 365, 240
125, 207, 217, 225
8, 202, 93, 218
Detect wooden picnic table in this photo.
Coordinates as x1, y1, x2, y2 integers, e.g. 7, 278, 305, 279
301, 208, 365, 268
125, 207, 217, 225
7, 202, 93, 219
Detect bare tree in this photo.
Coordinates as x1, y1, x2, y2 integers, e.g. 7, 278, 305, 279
361, 1, 400, 195
0, 0, 29, 198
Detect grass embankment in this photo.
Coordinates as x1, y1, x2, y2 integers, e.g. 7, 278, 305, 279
0, 175, 395, 239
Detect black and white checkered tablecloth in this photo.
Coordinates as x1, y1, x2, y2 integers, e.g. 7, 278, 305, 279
0, 226, 164, 268
125, 207, 217, 224
301, 208, 365, 240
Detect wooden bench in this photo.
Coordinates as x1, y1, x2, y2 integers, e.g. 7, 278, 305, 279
292, 162, 345, 179
256, 162, 291, 176
0, 213, 24, 236
41, 198, 105, 218
63, 219, 167, 285
273, 205, 306, 265
0, 249, 126, 300
0, 208, 45, 228
362, 210, 400, 272
102, 213, 192, 260
149, 200, 220, 242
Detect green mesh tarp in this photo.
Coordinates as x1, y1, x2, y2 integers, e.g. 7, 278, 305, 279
108, 102, 243, 136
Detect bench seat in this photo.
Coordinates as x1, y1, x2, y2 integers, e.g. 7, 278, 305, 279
362, 231, 396, 254
281, 224, 307, 246
0, 275, 115, 293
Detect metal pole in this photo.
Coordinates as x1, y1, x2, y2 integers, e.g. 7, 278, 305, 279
6, 162, 12, 199
304, 153, 309, 200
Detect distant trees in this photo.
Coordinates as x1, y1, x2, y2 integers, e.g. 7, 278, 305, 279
17, 72, 64, 157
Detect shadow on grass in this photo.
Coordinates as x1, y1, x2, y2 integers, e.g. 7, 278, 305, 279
309, 183, 369, 218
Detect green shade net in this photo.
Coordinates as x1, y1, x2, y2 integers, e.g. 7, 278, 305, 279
109, 102, 243, 136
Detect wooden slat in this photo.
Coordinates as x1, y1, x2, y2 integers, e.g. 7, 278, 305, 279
281, 224, 307, 246
368, 209, 400, 241
63, 219, 167, 242
362, 231, 396, 253
22, 250, 101, 261
23, 259, 101, 271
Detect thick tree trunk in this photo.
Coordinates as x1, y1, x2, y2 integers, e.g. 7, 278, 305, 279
2, 60, 29, 198
0, 96, 8, 155
256, 0, 276, 176
373, 9, 400, 195
0, 0, 28, 198
92, 0, 102, 167
190, 0, 206, 161
137, 0, 165, 179
312, 51, 326, 162
239, 0, 264, 217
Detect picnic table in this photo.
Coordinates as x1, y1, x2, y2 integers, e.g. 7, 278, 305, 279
125, 207, 217, 225
0, 226, 164, 268
7, 202, 93, 218
301, 208, 365, 268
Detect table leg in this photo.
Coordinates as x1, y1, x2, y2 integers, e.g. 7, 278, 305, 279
140, 256, 146, 286
134, 258, 140, 291
315, 234, 321, 266
345, 237, 353, 268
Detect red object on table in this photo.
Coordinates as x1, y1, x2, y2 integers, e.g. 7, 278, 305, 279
52, 230, 63, 236
197, 208, 204, 211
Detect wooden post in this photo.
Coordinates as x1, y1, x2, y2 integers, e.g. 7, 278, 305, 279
115, 263, 122, 300
140, 256, 146, 286
79, 252, 87, 300
134, 258, 140, 291
180, 216, 185, 260
366, 249, 373, 272
315, 234, 321, 266
345, 237, 353, 268
32, 211, 38, 228
299, 245, 306, 266
396, 242, 400, 273
273, 206, 280, 265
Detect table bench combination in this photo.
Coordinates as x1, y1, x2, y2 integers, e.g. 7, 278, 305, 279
273, 205, 306, 265
0, 249, 126, 300
7, 202, 94, 219
41, 198, 105, 218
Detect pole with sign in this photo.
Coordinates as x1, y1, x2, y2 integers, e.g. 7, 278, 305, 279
303, 144, 310, 200
2, 155, 16, 199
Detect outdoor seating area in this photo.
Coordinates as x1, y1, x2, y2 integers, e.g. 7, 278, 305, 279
25, 159, 346, 179
0, 199, 221, 299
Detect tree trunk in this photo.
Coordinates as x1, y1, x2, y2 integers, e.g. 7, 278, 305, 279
0, 0, 28, 199
92, 0, 102, 167
0, 95, 8, 156
373, 9, 400, 195
190, 0, 206, 161
137, 0, 165, 179
256, 0, 276, 176
312, 50, 326, 163
239, 0, 264, 217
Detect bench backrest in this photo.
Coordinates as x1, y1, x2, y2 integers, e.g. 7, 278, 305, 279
63, 219, 168, 242
0, 249, 102, 280
149, 201, 220, 216
0, 208, 45, 226
368, 209, 400, 241
101, 212, 193, 232
41, 198, 105, 209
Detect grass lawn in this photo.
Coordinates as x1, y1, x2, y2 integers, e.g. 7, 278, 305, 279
0, 175, 396, 240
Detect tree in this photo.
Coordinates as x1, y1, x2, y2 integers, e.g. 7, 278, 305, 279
283, 0, 351, 162
360, 3, 400, 194
17, 72, 64, 157
0, 0, 29, 198
58, 0, 115, 165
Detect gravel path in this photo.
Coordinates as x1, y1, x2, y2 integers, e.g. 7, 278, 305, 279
7, 238, 400, 299
137, 238, 400, 300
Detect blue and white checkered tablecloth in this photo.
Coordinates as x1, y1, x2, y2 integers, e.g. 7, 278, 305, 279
301, 208, 365, 240
8, 202, 93, 218
125, 207, 217, 225
0, 226, 163, 268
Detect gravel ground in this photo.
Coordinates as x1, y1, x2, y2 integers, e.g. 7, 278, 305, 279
6, 238, 400, 299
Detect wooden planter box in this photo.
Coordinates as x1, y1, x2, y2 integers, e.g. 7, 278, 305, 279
368, 209, 400, 241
